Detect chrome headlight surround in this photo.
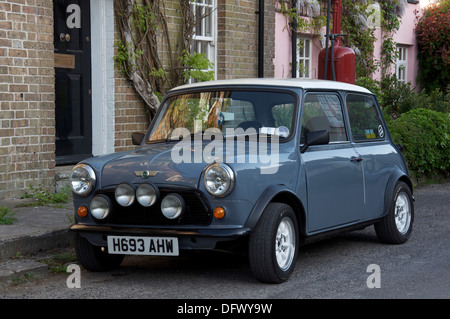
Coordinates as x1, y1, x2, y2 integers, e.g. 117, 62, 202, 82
90, 195, 111, 220
136, 183, 159, 207
161, 193, 185, 219
203, 163, 235, 197
114, 183, 135, 207
70, 164, 96, 196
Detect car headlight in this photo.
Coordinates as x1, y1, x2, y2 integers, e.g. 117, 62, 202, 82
115, 183, 135, 207
70, 164, 96, 196
161, 194, 185, 219
136, 183, 159, 207
90, 195, 111, 220
203, 163, 235, 197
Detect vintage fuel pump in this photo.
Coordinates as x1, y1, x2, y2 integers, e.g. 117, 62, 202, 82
318, 0, 356, 83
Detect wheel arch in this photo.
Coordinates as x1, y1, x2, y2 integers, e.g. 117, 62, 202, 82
383, 171, 414, 218
245, 185, 306, 236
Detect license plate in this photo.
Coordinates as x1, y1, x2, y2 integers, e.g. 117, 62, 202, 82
107, 236, 179, 256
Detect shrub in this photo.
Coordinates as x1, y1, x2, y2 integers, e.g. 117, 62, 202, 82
415, 0, 450, 93
388, 108, 450, 178
356, 76, 450, 118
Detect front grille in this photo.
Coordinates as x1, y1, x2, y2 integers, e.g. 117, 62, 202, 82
99, 189, 212, 226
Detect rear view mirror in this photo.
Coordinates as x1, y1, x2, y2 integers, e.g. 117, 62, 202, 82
132, 132, 145, 146
300, 130, 329, 153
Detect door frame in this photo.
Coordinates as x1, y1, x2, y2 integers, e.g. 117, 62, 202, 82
90, 0, 115, 157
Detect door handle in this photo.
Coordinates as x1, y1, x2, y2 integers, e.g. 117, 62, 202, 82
351, 156, 363, 163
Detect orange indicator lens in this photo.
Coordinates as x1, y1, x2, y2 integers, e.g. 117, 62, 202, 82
77, 206, 88, 218
213, 207, 225, 219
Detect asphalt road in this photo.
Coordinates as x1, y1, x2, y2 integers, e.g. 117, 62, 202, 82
2, 182, 449, 301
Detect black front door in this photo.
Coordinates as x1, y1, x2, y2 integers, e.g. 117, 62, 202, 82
54, 0, 92, 165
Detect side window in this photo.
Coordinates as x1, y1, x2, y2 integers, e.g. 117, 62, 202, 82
301, 93, 347, 143
346, 94, 385, 142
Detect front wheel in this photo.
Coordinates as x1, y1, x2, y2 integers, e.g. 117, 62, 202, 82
74, 233, 124, 272
375, 181, 414, 244
249, 203, 299, 283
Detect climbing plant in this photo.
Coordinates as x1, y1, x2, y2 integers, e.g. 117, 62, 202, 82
341, 0, 377, 78
378, 0, 406, 77
114, 0, 214, 122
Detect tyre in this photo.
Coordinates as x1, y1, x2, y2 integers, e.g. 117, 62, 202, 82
249, 203, 299, 283
74, 233, 124, 272
375, 181, 414, 244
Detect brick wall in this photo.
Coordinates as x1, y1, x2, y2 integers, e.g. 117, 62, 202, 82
113, 14, 149, 153
217, 0, 275, 79
0, 0, 55, 200
0, 0, 276, 199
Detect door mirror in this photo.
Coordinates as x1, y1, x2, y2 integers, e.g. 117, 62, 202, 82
132, 132, 145, 146
300, 130, 329, 153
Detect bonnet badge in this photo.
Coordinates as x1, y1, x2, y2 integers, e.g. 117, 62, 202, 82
134, 170, 158, 178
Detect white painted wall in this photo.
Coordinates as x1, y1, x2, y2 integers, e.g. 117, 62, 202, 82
90, 0, 115, 156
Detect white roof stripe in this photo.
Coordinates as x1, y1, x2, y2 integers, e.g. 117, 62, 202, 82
170, 78, 372, 94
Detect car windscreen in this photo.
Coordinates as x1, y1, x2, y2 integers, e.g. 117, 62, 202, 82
148, 90, 297, 143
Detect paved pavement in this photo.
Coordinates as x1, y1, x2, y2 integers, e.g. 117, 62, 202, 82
0, 199, 73, 286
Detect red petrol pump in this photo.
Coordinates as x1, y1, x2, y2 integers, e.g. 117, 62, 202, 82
318, 0, 356, 84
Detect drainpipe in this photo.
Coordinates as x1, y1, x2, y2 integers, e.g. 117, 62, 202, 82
291, 0, 297, 78
324, 0, 331, 80
258, 0, 264, 78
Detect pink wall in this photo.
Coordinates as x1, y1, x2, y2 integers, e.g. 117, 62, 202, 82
274, 12, 292, 78
273, 1, 436, 89
274, 12, 322, 79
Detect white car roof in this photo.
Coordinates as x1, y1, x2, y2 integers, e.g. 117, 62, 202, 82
170, 78, 372, 94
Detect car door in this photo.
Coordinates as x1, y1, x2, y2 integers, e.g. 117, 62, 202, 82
346, 93, 395, 220
300, 92, 365, 233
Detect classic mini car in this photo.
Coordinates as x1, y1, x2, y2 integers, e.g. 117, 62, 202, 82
70, 78, 414, 283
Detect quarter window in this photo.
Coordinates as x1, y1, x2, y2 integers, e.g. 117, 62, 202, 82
301, 93, 347, 143
346, 94, 385, 142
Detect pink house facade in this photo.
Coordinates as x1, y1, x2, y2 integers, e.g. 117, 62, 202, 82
273, 0, 436, 89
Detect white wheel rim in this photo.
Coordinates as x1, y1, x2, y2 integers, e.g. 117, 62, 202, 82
275, 217, 296, 271
395, 192, 411, 234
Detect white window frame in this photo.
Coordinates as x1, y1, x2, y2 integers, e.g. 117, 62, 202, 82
296, 37, 312, 79
396, 46, 408, 83
191, 0, 217, 81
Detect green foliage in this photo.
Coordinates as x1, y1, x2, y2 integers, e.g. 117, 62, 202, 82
114, 41, 131, 75
378, 0, 403, 77
388, 109, 450, 178
41, 250, 79, 274
21, 185, 72, 207
357, 75, 450, 119
180, 51, 215, 83
341, 0, 378, 78
131, 2, 158, 32
415, 0, 450, 93
0, 206, 16, 225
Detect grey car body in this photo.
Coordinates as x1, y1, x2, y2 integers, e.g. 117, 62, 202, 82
70, 78, 414, 283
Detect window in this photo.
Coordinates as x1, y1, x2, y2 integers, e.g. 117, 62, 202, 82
301, 93, 347, 143
297, 38, 312, 79
346, 94, 385, 142
272, 104, 295, 131
396, 46, 408, 83
191, 0, 216, 81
